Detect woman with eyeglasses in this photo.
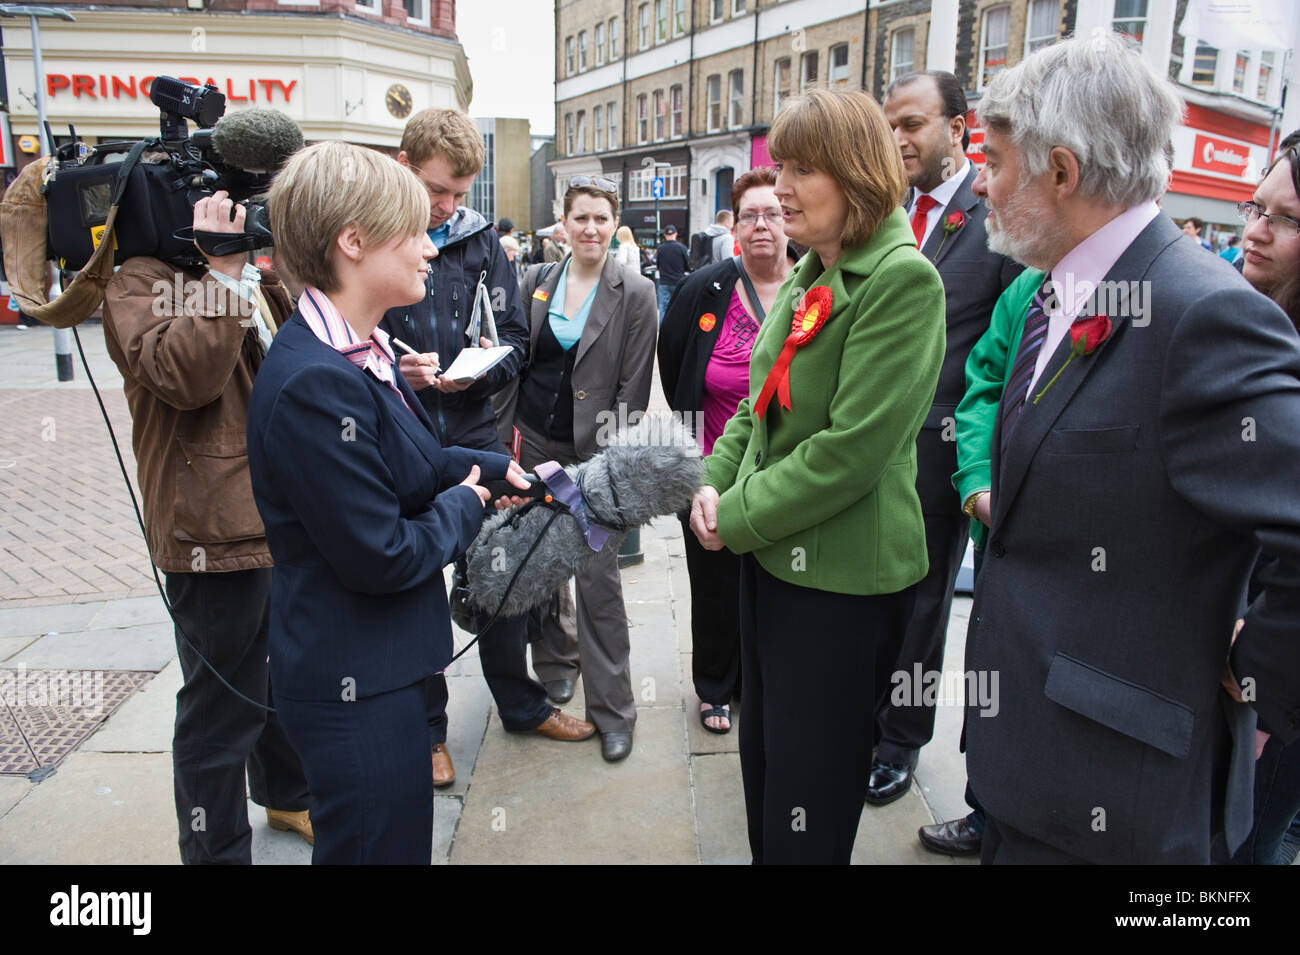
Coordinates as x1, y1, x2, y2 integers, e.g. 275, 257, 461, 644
657, 166, 796, 735
1232, 129, 1300, 866
503, 175, 659, 762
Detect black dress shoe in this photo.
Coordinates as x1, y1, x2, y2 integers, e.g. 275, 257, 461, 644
864, 760, 913, 805
600, 731, 632, 762
918, 816, 982, 855
544, 678, 575, 704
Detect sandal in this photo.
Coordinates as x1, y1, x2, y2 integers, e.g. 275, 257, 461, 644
700, 702, 732, 734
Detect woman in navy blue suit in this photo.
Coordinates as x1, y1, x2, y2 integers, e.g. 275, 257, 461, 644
247, 142, 528, 863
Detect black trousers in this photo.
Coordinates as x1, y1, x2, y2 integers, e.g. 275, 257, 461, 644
875, 510, 969, 766
679, 513, 742, 705
277, 680, 432, 864
738, 555, 914, 864
982, 814, 1089, 864
165, 568, 309, 865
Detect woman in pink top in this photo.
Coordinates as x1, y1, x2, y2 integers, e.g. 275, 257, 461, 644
657, 166, 796, 733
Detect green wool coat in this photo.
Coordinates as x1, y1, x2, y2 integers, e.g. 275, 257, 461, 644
702, 207, 946, 596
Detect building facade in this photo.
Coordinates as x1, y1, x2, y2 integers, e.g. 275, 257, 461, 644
2, 0, 470, 176
470, 117, 532, 229
552, 0, 1297, 246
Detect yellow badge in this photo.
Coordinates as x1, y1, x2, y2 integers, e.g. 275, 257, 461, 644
532, 289, 550, 302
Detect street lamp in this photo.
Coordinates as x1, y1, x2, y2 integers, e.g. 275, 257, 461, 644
642, 156, 673, 244
0, 4, 78, 382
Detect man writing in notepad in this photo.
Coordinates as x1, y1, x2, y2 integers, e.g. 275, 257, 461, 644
380, 109, 596, 792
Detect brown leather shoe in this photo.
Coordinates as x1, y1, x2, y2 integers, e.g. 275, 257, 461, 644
531, 707, 596, 741
431, 743, 456, 788
266, 808, 314, 846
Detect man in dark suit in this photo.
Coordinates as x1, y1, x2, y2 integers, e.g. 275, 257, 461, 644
867, 72, 1022, 814
965, 31, 1300, 864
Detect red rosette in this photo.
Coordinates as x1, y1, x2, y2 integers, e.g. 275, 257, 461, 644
755, 285, 834, 419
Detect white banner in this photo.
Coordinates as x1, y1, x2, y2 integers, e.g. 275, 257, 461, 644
1179, 0, 1296, 52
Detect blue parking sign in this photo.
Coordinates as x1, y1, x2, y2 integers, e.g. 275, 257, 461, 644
651, 177, 664, 199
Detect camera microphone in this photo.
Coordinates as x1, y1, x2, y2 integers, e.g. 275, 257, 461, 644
209, 108, 305, 175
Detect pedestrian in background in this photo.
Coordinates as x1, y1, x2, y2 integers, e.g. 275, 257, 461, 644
613, 225, 640, 271
654, 224, 690, 321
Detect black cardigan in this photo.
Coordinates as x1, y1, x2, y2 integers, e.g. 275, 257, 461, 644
656, 257, 744, 420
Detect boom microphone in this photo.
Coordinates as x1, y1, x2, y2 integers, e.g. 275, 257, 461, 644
458, 415, 704, 624
208, 108, 305, 174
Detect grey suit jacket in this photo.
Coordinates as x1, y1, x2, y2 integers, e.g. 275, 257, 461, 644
909, 165, 1023, 515
513, 253, 658, 459
966, 213, 1300, 863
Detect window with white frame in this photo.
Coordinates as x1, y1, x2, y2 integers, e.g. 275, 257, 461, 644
654, 89, 666, 141
637, 93, 649, 143
403, 0, 427, 23
707, 74, 722, 132
829, 43, 850, 87
1233, 52, 1249, 93
579, 31, 588, 72
890, 29, 913, 82
774, 57, 791, 113
732, 0, 746, 14
594, 105, 604, 150
670, 84, 683, 137
655, 0, 667, 42
576, 111, 586, 153
608, 101, 619, 148
1191, 43, 1217, 86
673, 0, 685, 36
707, 75, 728, 131
979, 5, 1010, 89
728, 70, 744, 128
1112, 0, 1147, 44
610, 17, 619, 58
566, 36, 575, 76
355, 0, 380, 12
629, 165, 687, 201
565, 113, 574, 154
596, 23, 605, 66
638, 4, 650, 49
800, 50, 819, 91
710, 0, 724, 21
1258, 51, 1274, 101
1026, 0, 1058, 54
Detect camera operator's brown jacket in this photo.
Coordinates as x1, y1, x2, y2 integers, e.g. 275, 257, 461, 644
102, 257, 294, 574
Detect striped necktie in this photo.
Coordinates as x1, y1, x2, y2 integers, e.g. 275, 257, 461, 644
999, 274, 1055, 458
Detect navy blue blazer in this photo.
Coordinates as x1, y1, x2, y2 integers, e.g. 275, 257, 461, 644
247, 313, 510, 702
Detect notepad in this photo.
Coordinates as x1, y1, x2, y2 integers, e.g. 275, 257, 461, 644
442, 345, 514, 384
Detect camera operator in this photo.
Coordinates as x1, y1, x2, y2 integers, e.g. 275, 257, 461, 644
101, 186, 311, 864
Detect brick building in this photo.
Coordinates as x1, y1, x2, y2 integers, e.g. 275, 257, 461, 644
552, 0, 1297, 246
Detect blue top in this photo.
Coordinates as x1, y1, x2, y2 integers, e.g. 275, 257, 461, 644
429, 223, 452, 249
547, 258, 599, 350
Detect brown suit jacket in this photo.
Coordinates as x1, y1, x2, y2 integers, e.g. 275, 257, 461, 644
508, 253, 658, 459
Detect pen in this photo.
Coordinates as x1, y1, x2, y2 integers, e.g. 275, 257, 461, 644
391, 337, 440, 375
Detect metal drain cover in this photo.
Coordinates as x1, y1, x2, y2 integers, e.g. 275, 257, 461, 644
0, 669, 153, 776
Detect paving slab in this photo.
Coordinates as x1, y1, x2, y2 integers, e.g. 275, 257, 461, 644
433, 794, 462, 865
0, 752, 177, 864
912, 597, 973, 829
0, 775, 35, 820
83, 660, 182, 753
248, 798, 314, 865
87, 595, 171, 630
852, 784, 961, 865
0, 634, 39, 663
437, 674, 493, 798
11, 621, 176, 671
629, 608, 684, 708
0, 601, 103, 640
683, 655, 740, 755
691, 752, 748, 864
451, 704, 695, 864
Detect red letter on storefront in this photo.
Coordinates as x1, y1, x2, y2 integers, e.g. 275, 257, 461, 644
46, 74, 70, 97
71, 75, 96, 97
112, 76, 137, 98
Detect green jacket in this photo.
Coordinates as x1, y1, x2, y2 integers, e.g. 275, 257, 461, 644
951, 266, 1044, 549
702, 208, 945, 595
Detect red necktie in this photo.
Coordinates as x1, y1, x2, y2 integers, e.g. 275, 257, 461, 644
910, 194, 939, 245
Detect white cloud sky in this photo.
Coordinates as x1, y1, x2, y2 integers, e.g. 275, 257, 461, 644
457, 0, 557, 136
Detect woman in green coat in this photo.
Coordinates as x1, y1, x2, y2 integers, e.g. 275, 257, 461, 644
689, 88, 946, 864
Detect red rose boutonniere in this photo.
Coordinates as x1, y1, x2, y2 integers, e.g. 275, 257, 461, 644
932, 210, 966, 260
1032, 313, 1113, 405
755, 285, 833, 419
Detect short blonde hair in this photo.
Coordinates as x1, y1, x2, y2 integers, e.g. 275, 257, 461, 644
615, 225, 635, 247
768, 88, 908, 247
400, 108, 484, 177
270, 141, 428, 293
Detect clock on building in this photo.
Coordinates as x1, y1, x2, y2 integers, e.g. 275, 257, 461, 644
385, 84, 413, 119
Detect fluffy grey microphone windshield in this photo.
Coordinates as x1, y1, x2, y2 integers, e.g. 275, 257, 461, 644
210, 109, 304, 173
464, 414, 704, 618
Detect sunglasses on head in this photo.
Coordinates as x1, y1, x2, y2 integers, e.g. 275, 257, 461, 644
569, 175, 619, 194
